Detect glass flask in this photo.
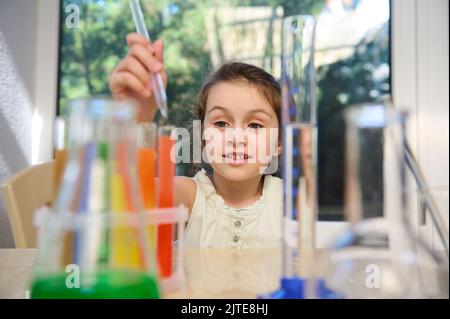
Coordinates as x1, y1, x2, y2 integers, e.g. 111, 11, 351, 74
325, 102, 449, 298
30, 98, 160, 299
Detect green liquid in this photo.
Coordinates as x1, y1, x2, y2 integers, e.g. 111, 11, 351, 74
31, 270, 160, 299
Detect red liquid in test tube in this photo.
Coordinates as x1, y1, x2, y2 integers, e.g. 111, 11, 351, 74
157, 125, 175, 278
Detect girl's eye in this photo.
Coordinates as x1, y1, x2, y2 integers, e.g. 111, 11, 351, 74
248, 123, 264, 129
214, 121, 229, 128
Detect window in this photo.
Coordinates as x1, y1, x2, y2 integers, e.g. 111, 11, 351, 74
58, 0, 391, 221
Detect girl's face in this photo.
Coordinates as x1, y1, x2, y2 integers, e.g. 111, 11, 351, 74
203, 81, 281, 182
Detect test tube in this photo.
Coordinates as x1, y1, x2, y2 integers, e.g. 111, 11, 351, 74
137, 123, 158, 257
53, 117, 69, 201
157, 125, 176, 278
110, 115, 145, 270
129, 0, 168, 119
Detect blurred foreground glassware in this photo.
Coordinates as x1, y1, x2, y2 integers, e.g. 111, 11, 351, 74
325, 103, 449, 298
31, 98, 160, 298
53, 117, 69, 200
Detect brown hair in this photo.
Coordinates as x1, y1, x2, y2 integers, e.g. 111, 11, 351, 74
196, 62, 281, 126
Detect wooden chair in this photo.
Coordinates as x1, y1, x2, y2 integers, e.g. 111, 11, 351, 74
1, 161, 55, 248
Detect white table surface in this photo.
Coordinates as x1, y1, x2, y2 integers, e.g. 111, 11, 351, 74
0, 248, 286, 299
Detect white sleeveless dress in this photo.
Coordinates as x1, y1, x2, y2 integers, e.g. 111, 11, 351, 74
183, 169, 283, 248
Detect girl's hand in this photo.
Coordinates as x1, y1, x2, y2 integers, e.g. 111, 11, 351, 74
109, 32, 167, 122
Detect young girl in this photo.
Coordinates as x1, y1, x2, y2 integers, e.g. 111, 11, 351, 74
109, 33, 282, 248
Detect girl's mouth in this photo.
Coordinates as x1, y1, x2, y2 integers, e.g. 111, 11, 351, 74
222, 152, 250, 164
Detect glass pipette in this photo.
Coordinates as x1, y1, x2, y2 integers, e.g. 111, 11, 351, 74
129, 0, 168, 119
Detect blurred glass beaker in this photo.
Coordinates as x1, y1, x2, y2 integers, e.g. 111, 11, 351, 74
31, 98, 159, 298
325, 103, 448, 298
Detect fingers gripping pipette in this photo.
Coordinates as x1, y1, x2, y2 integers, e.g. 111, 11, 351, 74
129, 0, 168, 119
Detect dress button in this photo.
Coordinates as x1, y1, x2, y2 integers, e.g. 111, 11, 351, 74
234, 220, 242, 228
233, 235, 240, 243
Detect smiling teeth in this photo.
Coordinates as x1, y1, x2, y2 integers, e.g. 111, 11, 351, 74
224, 153, 247, 160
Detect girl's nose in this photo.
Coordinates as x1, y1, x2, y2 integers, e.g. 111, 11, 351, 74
225, 127, 247, 146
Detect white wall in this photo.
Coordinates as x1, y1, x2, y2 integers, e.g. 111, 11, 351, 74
0, 0, 59, 247
392, 0, 449, 250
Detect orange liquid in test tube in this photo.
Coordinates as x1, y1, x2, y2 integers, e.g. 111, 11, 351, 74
137, 123, 157, 262
138, 148, 157, 208
137, 123, 157, 210
157, 126, 175, 278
